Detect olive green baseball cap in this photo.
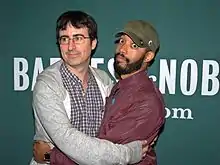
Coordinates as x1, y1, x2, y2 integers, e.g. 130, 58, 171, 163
115, 20, 160, 52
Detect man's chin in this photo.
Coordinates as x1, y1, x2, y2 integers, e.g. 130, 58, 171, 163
116, 62, 127, 68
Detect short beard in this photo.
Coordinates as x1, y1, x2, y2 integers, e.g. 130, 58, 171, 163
114, 53, 145, 76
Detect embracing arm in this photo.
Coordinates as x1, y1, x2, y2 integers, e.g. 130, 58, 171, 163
33, 79, 142, 165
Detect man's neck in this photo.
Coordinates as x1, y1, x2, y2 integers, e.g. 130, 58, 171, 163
120, 68, 145, 80
65, 63, 89, 89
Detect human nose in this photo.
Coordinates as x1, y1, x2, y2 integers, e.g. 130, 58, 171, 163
119, 42, 128, 55
68, 39, 76, 50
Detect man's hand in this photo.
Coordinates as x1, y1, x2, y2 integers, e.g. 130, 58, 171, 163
33, 140, 51, 163
141, 136, 158, 158
141, 140, 148, 158
151, 136, 158, 146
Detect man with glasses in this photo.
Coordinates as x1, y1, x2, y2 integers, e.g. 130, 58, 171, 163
30, 10, 148, 165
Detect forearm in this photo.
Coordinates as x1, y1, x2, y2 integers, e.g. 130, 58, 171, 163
50, 147, 77, 165
47, 125, 141, 165
49, 137, 141, 165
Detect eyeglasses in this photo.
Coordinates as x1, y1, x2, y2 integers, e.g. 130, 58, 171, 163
59, 34, 90, 45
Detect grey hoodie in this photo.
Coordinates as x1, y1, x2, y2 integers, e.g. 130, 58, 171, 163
29, 60, 142, 165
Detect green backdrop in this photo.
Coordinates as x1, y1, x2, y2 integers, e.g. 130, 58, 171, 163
1, 0, 219, 164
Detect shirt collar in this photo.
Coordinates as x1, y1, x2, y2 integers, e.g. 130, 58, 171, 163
60, 62, 93, 85
112, 70, 148, 93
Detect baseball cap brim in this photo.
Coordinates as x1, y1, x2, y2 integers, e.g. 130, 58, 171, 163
115, 31, 147, 48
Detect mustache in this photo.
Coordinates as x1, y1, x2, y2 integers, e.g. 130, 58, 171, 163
115, 52, 124, 57
115, 52, 129, 62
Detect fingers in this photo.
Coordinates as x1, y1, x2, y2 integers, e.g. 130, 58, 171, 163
141, 140, 148, 158
141, 140, 148, 146
141, 137, 159, 158
33, 142, 37, 155
32, 140, 51, 163
142, 145, 149, 154
142, 145, 149, 158
151, 136, 158, 146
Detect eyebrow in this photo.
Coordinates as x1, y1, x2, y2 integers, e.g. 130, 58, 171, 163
60, 34, 84, 37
